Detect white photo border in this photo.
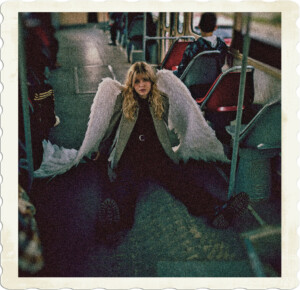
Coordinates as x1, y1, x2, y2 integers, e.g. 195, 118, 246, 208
1, 0, 299, 289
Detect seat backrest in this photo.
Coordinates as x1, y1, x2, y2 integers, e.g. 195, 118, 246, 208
239, 99, 281, 149
199, 66, 255, 112
180, 51, 222, 99
160, 40, 192, 70
128, 16, 144, 39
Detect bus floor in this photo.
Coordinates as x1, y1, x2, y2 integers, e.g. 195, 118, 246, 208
28, 25, 281, 277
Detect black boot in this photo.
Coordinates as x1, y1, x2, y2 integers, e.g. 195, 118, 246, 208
210, 192, 250, 229
98, 198, 121, 235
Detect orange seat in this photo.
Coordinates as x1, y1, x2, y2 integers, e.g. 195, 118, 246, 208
160, 39, 194, 70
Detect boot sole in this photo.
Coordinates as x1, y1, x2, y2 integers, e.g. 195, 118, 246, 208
99, 198, 120, 230
212, 192, 249, 229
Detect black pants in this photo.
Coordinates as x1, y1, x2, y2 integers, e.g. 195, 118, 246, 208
102, 157, 224, 228
110, 23, 118, 43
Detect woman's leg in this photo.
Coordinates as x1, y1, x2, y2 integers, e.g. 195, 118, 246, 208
100, 165, 141, 233
113, 166, 141, 229
150, 159, 222, 216
151, 159, 249, 228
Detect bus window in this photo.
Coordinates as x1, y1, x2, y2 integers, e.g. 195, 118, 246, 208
192, 12, 201, 35
178, 12, 184, 33
165, 13, 170, 28
151, 12, 159, 24
248, 13, 281, 47
246, 13, 281, 69
164, 31, 169, 53
151, 12, 159, 19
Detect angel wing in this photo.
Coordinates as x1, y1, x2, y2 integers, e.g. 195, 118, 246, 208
156, 69, 229, 163
34, 70, 228, 178
73, 78, 123, 164
34, 78, 123, 178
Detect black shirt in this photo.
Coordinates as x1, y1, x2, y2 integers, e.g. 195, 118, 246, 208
118, 97, 168, 170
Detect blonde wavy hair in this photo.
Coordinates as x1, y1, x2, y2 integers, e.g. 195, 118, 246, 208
122, 62, 164, 120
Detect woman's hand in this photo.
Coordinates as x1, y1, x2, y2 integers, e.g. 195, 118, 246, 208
108, 166, 117, 182
93, 151, 101, 161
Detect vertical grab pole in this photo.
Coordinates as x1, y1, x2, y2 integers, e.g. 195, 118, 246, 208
244, 238, 266, 277
228, 13, 252, 199
19, 15, 34, 189
125, 13, 128, 49
143, 12, 147, 61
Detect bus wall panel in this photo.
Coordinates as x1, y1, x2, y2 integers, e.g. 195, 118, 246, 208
59, 13, 88, 26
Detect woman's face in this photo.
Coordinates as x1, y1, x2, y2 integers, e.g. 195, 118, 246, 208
133, 74, 152, 99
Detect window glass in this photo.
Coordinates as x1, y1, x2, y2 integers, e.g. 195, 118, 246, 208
165, 13, 170, 28
164, 31, 169, 52
192, 13, 234, 46
151, 12, 159, 19
192, 12, 201, 35
177, 12, 184, 33
249, 13, 281, 46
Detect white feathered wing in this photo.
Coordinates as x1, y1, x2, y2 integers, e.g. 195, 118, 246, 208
157, 69, 229, 163
73, 78, 123, 164
34, 78, 123, 178
34, 71, 228, 178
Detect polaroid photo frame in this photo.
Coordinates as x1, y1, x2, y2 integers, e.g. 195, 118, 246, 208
1, 0, 299, 289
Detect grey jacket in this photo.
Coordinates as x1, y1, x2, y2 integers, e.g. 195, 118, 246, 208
99, 93, 180, 172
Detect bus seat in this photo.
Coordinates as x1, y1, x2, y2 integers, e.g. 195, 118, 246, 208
128, 15, 144, 40
127, 14, 158, 63
238, 99, 281, 149
180, 50, 222, 100
160, 39, 194, 70
126, 15, 144, 62
196, 66, 255, 142
226, 99, 281, 200
198, 66, 255, 112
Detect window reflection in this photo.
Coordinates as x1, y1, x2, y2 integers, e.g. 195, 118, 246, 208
178, 13, 184, 33
165, 13, 170, 28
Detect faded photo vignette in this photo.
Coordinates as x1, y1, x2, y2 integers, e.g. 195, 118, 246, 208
1, 0, 299, 289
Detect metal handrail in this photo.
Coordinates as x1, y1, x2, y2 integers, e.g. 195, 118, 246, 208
142, 12, 195, 61
144, 36, 195, 41
179, 50, 221, 80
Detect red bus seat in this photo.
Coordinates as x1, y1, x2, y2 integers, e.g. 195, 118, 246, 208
160, 39, 194, 70
197, 66, 255, 112
196, 66, 255, 142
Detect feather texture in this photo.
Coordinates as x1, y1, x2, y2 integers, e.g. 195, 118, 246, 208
34, 78, 123, 177
157, 69, 229, 163
73, 78, 123, 164
34, 71, 228, 178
